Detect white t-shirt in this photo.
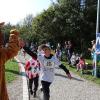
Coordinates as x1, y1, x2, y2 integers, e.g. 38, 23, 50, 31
38, 55, 61, 83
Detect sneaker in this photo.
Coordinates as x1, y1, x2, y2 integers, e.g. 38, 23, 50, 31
33, 92, 37, 98
37, 86, 43, 98
39, 85, 43, 91
30, 90, 33, 95
37, 88, 43, 100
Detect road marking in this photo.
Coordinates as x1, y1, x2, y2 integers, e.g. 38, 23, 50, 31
15, 57, 29, 100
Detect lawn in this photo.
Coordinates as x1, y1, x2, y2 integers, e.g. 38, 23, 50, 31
5, 59, 20, 83
63, 59, 100, 86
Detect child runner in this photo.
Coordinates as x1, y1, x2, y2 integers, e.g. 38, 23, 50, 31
25, 57, 40, 97
23, 44, 72, 100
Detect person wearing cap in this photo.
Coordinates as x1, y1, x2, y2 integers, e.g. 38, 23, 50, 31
23, 44, 72, 100
0, 22, 21, 100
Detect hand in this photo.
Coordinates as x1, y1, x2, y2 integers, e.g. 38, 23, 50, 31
10, 29, 19, 36
18, 38, 25, 48
67, 73, 72, 79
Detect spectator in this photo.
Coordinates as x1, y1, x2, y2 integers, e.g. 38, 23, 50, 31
65, 41, 74, 65
75, 53, 80, 65
55, 47, 62, 60
70, 53, 80, 66
76, 54, 86, 74
70, 52, 76, 66
30, 42, 35, 52
88, 40, 96, 75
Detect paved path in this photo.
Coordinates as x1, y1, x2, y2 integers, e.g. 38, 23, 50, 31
7, 73, 23, 100
7, 51, 100, 100
50, 69, 100, 100
7, 51, 29, 100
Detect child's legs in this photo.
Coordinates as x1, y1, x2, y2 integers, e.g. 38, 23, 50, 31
29, 78, 34, 91
33, 76, 39, 93
41, 81, 51, 100
76, 64, 80, 70
80, 65, 85, 74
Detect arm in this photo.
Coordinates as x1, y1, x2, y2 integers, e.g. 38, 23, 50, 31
88, 44, 96, 52
25, 61, 31, 71
2, 29, 20, 61
59, 64, 72, 79
23, 46, 37, 60
59, 64, 70, 74
54, 56, 72, 79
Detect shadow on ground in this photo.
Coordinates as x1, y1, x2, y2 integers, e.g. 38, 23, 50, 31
5, 69, 26, 77
55, 73, 84, 82
12, 60, 25, 65
5, 69, 20, 75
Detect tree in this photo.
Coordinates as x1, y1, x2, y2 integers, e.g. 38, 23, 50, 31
2, 23, 12, 44
17, 0, 97, 54
18, 14, 34, 42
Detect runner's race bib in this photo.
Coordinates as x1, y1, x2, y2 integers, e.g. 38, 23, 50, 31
31, 66, 39, 74
43, 60, 54, 72
44, 60, 54, 68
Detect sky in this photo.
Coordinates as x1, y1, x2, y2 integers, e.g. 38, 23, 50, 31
0, 0, 56, 25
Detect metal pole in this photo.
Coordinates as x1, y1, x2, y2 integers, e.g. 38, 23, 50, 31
95, 0, 100, 77
96, 0, 100, 33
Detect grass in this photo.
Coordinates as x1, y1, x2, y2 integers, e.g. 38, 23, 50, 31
62, 59, 100, 86
5, 59, 19, 83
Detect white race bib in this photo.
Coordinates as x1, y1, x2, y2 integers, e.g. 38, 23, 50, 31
43, 60, 54, 68
31, 67, 39, 74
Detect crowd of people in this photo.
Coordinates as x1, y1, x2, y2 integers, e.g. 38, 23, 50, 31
17, 39, 100, 100
0, 21, 72, 100
24, 39, 99, 78
22, 40, 94, 99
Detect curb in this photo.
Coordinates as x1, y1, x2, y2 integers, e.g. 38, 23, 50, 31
15, 57, 29, 100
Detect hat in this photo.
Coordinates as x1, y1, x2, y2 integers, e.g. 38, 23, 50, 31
0, 22, 5, 28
